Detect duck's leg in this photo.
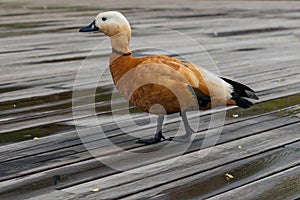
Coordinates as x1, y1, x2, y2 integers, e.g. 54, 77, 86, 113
136, 115, 165, 144
169, 111, 193, 142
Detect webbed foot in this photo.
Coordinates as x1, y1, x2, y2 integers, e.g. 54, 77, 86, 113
136, 131, 165, 145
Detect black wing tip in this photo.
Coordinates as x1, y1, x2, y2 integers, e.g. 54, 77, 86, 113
187, 85, 211, 108
246, 91, 259, 100
221, 76, 255, 92
234, 97, 254, 108
251, 94, 259, 100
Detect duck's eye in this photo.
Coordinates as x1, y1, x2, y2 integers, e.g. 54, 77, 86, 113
102, 17, 107, 21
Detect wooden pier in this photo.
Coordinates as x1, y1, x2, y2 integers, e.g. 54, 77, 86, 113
0, 0, 299, 199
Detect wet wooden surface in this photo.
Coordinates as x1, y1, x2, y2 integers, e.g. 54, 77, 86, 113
0, 0, 300, 199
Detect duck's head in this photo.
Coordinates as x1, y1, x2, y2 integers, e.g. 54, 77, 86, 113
79, 11, 131, 37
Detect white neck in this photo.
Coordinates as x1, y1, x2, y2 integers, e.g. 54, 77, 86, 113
110, 31, 131, 54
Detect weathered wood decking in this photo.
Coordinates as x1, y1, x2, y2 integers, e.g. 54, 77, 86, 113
0, 0, 300, 199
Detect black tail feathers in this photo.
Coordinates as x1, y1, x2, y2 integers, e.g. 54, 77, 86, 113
234, 97, 253, 108
221, 77, 259, 100
221, 77, 259, 109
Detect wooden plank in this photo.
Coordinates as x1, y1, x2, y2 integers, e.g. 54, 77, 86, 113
124, 142, 300, 199
207, 166, 300, 200
59, 123, 299, 199
0, 1, 300, 199
0, 104, 297, 163
0, 106, 298, 195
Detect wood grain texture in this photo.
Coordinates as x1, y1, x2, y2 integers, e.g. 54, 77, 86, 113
0, 0, 299, 199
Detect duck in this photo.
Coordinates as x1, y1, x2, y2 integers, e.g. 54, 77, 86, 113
79, 11, 259, 144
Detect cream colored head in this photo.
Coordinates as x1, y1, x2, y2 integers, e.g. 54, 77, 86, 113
96, 11, 131, 37
80, 11, 132, 54
80, 11, 131, 36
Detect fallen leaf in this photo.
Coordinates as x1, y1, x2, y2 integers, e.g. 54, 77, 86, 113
33, 137, 40, 141
90, 188, 100, 192
232, 114, 239, 118
225, 173, 234, 180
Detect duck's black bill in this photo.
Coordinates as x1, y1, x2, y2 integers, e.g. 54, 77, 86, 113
79, 20, 99, 32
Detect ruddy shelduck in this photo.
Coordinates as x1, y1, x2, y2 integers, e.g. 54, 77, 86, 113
80, 11, 259, 144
